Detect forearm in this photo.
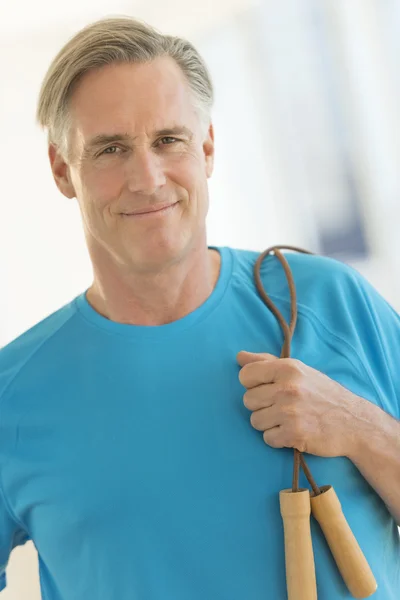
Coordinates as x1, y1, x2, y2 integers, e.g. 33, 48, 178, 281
346, 397, 400, 526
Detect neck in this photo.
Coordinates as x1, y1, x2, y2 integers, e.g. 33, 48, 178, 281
86, 245, 221, 326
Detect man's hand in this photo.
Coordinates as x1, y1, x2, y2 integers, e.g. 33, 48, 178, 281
237, 350, 400, 524
237, 350, 365, 458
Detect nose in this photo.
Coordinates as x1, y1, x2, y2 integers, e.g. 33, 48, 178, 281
125, 148, 166, 195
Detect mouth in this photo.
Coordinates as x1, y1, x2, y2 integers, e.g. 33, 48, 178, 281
121, 202, 179, 218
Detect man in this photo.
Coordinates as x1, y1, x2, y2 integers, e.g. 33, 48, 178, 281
0, 15, 399, 600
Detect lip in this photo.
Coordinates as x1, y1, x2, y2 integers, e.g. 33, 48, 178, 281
122, 202, 178, 217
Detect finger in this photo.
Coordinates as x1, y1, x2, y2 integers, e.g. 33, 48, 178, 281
236, 350, 277, 368
250, 404, 282, 432
238, 359, 280, 389
243, 384, 276, 411
262, 426, 287, 449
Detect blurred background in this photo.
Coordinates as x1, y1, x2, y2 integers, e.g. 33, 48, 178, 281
1, 0, 399, 597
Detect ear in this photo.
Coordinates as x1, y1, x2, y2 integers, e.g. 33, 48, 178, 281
203, 122, 215, 179
48, 144, 76, 199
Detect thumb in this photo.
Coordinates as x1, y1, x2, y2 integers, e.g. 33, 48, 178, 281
236, 350, 277, 367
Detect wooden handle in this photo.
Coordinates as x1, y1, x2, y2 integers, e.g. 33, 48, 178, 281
280, 489, 318, 600
310, 485, 377, 599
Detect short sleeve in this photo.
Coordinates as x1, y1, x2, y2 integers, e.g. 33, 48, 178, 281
348, 269, 400, 420
315, 259, 400, 420
0, 492, 30, 591
283, 254, 400, 420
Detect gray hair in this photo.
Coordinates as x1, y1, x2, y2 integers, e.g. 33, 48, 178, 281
36, 16, 214, 161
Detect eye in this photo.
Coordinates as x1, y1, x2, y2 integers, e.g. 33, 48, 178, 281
99, 146, 121, 156
159, 137, 180, 146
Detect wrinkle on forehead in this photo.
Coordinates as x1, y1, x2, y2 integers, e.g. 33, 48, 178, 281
68, 58, 200, 161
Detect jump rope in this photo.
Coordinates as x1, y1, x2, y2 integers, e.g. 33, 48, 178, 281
253, 246, 378, 600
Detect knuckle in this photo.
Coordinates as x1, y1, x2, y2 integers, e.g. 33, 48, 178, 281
263, 430, 281, 448
283, 358, 303, 378
243, 390, 256, 410
295, 439, 307, 453
290, 422, 306, 450
238, 365, 250, 386
243, 391, 251, 409
281, 356, 296, 368
290, 358, 303, 369
250, 411, 260, 429
283, 381, 302, 399
282, 399, 301, 417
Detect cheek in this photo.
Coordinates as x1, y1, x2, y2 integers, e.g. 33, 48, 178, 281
178, 179, 208, 219
170, 157, 208, 203
80, 168, 123, 213
89, 168, 121, 194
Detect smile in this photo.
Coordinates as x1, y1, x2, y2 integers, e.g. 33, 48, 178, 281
121, 202, 178, 219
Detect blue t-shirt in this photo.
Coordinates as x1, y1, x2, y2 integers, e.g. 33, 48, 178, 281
0, 246, 399, 599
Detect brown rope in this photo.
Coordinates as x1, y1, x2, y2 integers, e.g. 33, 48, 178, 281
254, 246, 321, 496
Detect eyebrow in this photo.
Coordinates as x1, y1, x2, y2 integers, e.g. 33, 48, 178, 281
83, 126, 194, 153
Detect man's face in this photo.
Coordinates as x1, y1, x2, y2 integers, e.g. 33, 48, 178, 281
51, 57, 214, 273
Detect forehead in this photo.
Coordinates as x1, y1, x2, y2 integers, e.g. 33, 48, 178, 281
69, 57, 198, 140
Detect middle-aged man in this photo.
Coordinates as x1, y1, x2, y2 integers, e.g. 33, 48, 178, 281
0, 15, 399, 600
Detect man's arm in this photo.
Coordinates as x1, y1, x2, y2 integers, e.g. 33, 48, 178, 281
239, 256, 400, 525
238, 351, 400, 526
347, 395, 400, 527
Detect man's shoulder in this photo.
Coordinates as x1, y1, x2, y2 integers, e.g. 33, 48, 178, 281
228, 246, 372, 336
228, 246, 357, 297
0, 298, 78, 403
